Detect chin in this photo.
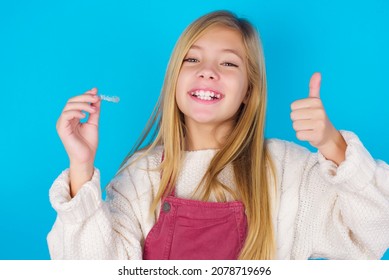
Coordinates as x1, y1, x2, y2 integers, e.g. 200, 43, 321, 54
187, 115, 220, 125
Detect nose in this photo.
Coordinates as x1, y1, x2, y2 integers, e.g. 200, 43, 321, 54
197, 65, 219, 80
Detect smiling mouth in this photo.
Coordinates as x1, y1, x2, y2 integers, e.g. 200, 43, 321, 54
189, 90, 222, 100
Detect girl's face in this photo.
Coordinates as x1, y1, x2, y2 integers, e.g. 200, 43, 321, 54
176, 25, 249, 129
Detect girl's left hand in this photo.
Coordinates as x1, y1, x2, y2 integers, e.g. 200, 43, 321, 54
290, 72, 347, 165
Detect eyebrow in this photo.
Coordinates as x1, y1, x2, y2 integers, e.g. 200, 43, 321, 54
189, 44, 244, 62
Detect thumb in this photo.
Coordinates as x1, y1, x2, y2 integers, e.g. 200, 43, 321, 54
87, 87, 101, 126
309, 72, 321, 98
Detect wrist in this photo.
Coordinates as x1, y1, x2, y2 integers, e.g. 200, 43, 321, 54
69, 162, 95, 197
318, 131, 347, 166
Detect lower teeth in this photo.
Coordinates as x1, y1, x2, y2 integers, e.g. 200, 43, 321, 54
195, 95, 217, 100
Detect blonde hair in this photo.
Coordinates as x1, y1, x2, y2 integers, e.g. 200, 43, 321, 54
119, 10, 276, 259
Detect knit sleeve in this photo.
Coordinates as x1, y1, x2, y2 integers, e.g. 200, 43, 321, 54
46, 156, 153, 259
290, 131, 389, 259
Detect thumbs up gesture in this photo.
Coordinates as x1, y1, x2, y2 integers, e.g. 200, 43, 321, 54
290, 72, 347, 165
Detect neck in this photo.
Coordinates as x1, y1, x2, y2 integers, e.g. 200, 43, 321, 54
184, 120, 234, 151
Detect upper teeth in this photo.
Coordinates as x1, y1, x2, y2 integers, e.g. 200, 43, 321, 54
191, 90, 221, 100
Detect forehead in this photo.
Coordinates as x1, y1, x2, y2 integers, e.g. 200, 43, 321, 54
189, 25, 246, 57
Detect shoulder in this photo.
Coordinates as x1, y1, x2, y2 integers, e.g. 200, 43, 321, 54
107, 145, 163, 201
121, 145, 164, 173
264, 138, 319, 186
265, 138, 312, 165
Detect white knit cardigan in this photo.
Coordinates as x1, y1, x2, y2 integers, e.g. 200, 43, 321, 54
47, 131, 389, 259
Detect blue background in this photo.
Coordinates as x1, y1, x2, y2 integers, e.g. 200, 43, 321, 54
0, 0, 388, 260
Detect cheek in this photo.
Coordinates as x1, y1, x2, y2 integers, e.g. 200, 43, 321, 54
239, 72, 249, 100
231, 72, 249, 101
175, 71, 188, 111
176, 70, 189, 95
225, 69, 248, 88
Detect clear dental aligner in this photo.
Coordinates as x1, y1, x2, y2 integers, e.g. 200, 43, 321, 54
99, 94, 120, 103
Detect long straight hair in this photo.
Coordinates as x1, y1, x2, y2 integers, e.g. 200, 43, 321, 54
118, 10, 276, 259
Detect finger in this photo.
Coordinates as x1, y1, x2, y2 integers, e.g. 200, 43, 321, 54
295, 130, 315, 142
291, 97, 323, 110
309, 72, 321, 98
61, 110, 87, 122
87, 98, 101, 126
291, 109, 311, 121
63, 102, 98, 114
292, 119, 316, 131
57, 110, 86, 134
86, 88, 101, 126
89, 88, 98, 95
83, 88, 99, 105
290, 107, 326, 121
295, 130, 324, 147
68, 94, 100, 104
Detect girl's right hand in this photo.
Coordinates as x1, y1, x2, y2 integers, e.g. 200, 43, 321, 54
56, 88, 101, 196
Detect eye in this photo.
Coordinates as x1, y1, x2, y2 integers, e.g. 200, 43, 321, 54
222, 62, 238, 67
183, 58, 199, 63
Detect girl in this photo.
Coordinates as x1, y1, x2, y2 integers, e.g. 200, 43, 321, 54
48, 10, 389, 260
